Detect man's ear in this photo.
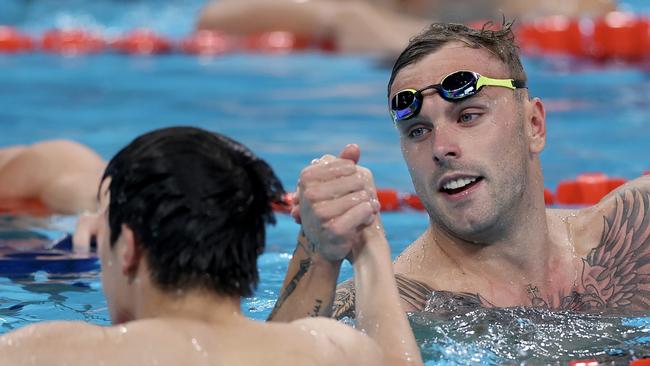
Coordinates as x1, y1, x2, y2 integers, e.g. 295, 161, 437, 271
527, 97, 546, 154
119, 224, 142, 276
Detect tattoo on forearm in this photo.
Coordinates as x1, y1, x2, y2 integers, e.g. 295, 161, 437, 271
268, 257, 312, 320
309, 299, 323, 317
297, 230, 316, 254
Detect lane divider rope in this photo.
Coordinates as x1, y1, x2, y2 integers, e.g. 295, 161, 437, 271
1, 11, 650, 60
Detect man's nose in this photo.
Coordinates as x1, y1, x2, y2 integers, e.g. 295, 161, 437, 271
418, 94, 462, 164
432, 123, 461, 165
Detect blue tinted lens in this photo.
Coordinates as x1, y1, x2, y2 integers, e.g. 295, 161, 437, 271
392, 94, 421, 122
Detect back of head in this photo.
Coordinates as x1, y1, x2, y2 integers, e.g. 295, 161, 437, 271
103, 126, 285, 297
387, 21, 527, 96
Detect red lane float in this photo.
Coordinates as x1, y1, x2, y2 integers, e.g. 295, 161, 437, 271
517, 12, 650, 60
271, 192, 295, 214
592, 12, 650, 60
402, 193, 425, 211
630, 358, 650, 366
243, 31, 337, 53
180, 30, 233, 55
41, 29, 105, 54
518, 17, 585, 56
244, 32, 310, 53
376, 189, 401, 211
544, 188, 555, 205
112, 29, 172, 55
556, 172, 626, 205
0, 26, 33, 53
567, 360, 598, 366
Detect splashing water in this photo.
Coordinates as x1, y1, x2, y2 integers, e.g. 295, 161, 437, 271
410, 307, 650, 365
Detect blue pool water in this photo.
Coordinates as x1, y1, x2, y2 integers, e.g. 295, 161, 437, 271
1, 0, 650, 364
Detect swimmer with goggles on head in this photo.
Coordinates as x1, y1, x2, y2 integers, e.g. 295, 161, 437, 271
389, 70, 527, 123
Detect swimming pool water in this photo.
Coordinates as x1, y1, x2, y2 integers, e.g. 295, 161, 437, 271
1, 0, 650, 364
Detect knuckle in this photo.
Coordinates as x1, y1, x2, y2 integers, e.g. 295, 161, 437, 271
312, 204, 329, 219
351, 175, 366, 190
302, 187, 319, 202
328, 221, 346, 237
358, 189, 370, 201
361, 201, 374, 214
300, 168, 314, 182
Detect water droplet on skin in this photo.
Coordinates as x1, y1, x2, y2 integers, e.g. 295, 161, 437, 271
309, 330, 318, 336
119, 326, 127, 334
191, 338, 203, 352
563, 212, 579, 287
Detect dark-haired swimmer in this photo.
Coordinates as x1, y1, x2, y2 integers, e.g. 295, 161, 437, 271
0, 140, 104, 215
269, 22, 650, 322
0, 127, 422, 366
197, 0, 616, 55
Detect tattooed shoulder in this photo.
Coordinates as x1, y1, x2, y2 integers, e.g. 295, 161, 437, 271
572, 188, 650, 311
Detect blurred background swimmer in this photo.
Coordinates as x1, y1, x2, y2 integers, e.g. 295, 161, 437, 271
0, 126, 422, 366
197, 0, 617, 54
0, 140, 105, 216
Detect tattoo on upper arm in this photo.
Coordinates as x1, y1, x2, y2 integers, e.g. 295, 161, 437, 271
332, 274, 490, 318
332, 280, 355, 319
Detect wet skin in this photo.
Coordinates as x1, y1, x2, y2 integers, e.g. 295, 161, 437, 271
330, 43, 650, 317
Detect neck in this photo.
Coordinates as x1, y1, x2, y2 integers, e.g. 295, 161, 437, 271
132, 273, 244, 325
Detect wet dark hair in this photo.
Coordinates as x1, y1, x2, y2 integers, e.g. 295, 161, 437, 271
388, 21, 527, 96
102, 126, 285, 297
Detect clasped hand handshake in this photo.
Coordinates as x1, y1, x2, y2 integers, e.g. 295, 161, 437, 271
291, 144, 383, 263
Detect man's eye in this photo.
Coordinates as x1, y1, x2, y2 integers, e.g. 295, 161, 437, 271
459, 113, 479, 124
408, 127, 428, 138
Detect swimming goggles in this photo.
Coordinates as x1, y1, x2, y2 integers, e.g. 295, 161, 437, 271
390, 70, 526, 123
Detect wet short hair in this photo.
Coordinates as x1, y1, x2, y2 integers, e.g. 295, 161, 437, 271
102, 126, 284, 297
387, 21, 527, 96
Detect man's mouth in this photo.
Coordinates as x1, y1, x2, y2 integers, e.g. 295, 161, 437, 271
439, 176, 484, 195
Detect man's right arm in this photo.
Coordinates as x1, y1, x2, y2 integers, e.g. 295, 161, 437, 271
268, 231, 342, 321
268, 144, 379, 321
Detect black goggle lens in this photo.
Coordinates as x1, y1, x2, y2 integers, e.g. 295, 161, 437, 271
440, 71, 475, 92
392, 90, 417, 111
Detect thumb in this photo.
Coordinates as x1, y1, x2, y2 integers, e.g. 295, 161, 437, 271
338, 144, 360, 164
